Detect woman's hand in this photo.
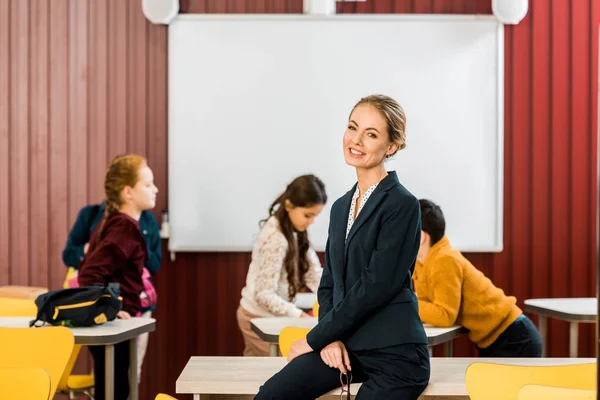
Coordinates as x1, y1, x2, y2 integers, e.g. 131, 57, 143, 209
287, 338, 313, 362
320, 341, 351, 374
116, 310, 131, 320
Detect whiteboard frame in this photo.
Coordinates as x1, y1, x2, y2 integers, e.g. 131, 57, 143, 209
167, 14, 505, 253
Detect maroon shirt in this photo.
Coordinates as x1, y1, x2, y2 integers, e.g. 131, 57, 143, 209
78, 212, 147, 315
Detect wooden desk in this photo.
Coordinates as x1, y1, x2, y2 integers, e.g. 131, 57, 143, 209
524, 298, 596, 357
0, 316, 156, 400
250, 317, 467, 357
176, 356, 594, 399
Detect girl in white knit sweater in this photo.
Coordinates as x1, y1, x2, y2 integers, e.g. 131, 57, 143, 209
237, 174, 327, 356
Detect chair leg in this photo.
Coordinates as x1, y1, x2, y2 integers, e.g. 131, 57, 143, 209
68, 389, 95, 400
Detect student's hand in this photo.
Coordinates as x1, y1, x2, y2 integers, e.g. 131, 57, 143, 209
300, 312, 312, 318
287, 338, 313, 362
117, 310, 131, 320
320, 341, 351, 374
83, 243, 90, 254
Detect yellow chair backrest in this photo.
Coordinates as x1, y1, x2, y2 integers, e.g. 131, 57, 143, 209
279, 326, 311, 357
0, 327, 75, 398
0, 297, 38, 316
518, 384, 596, 400
0, 285, 47, 300
0, 367, 51, 400
155, 394, 179, 400
312, 301, 319, 317
465, 362, 596, 400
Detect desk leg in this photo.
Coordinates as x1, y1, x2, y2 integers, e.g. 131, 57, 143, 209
428, 346, 432, 357
538, 315, 547, 357
569, 322, 579, 358
269, 343, 279, 357
443, 341, 453, 357
193, 395, 200, 400
105, 344, 115, 400
130, 337, 139, 400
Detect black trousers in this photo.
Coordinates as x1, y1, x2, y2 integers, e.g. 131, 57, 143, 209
89, 341, 131, 400
478, 314, 543, 357
255, 343, 430, 400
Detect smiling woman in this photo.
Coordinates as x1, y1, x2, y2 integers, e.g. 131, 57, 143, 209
236, 175, 328, 356
255, 95, 430, 400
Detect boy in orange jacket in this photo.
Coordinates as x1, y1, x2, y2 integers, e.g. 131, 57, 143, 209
414, 199, 542, 357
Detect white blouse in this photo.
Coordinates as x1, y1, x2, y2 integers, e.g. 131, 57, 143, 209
346, 183, 379, 240
240, 216, 323, 317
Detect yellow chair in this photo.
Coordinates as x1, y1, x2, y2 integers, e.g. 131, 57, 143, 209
312, 301, 319, 317
56, 344, 95, 399
0, 326, 75, 398
0, 297, 38, 316
0, 367, 52, 400
155, 394, 179, 400
465, 362, 596, 400
518, 384, 596, 399
1, 292, 96, 399
279, 326, 311, 357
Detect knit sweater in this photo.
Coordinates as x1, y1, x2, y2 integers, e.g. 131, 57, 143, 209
413, 237, 521, 348
240, 217, 322, 317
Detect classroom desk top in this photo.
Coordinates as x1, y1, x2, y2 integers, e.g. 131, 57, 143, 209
250, 317, 467, 347
0, 316, 156, 345
524, 298, 596, 322
176, 356, 594, 399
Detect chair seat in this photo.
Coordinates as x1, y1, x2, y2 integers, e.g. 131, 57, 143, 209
67, 374, 94, 390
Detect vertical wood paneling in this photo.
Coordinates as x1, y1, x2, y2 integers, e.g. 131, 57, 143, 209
108, 0, 127, 156
10, 0, 30, 284
549, 0, 572, 357
413, 0, 433, 14
529, 0, 551, 303
68, 0, 89, 224
570, 0, 593, 354
591, 0, 600, 302
48, 0, 69, 290
1, 0, 599, 398
88, 0, 108, 202
146, 18, 168, 214
30, 0, 49, 288
0, 0, 10, 285
127, 0, 147, 156
510, 5, 532, 308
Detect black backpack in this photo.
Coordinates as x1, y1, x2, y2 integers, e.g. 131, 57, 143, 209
30, 283, 123, 327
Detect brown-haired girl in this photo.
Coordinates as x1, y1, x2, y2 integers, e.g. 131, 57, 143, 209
237, 174, 327, 356
78, 154, 158, 400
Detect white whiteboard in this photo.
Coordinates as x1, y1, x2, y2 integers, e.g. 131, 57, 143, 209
168, 14, 504, 252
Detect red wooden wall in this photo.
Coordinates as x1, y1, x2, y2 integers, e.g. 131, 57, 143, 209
0, 0, 598, 398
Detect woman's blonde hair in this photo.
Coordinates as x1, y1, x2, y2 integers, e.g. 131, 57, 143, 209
351, 94, 407, 157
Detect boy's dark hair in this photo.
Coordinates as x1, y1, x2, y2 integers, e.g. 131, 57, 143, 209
419, 199, 445, 246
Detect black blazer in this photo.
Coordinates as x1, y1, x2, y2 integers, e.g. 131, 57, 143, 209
306, 171, 427, 351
